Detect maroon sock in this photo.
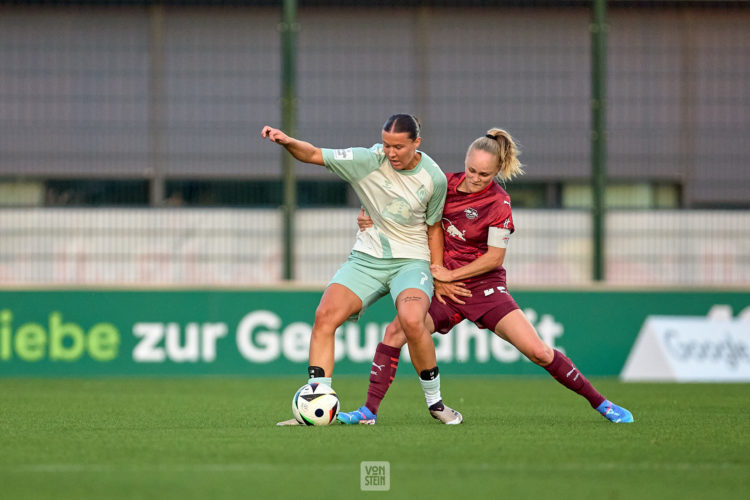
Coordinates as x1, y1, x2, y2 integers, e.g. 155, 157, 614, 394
543, 349, 606, 408
364, 343, 401, 415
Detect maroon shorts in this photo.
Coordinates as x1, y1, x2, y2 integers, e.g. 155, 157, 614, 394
428, 277, 520, 334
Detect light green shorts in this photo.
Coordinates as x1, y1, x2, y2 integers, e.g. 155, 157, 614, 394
329, 251, 434, 321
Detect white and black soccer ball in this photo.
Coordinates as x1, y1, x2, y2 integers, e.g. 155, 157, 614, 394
291, 382, 339, 426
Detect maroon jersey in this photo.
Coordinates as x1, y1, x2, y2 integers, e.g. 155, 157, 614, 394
441, 172, 514, 285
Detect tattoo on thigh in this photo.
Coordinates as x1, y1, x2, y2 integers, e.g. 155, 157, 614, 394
400, 295, 424, 303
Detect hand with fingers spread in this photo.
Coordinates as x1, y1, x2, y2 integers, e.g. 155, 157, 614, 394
433, 279, 472, 305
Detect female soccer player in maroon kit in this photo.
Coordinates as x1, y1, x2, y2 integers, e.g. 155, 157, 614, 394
338, 128, 634, 425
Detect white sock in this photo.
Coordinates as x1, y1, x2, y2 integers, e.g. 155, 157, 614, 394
419, 374, 442, 407
309, 376, 332, 387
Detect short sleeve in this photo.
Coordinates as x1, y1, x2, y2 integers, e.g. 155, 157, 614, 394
425, 173, 447, 225
321, 146, 380, 183
490, 200, 514, 235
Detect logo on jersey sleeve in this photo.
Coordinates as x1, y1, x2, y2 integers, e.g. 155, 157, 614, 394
503, 218, 511, 228
442, 217, 466, 241
333, 148, 353, 160
464, 207, 478, 220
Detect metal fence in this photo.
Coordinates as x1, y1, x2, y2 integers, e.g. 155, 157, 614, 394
0, 1, 749, 286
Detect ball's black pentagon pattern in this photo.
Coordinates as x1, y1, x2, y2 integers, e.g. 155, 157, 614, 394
291, 382, 339, 425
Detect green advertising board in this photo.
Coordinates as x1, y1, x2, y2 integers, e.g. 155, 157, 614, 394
0, 288, 748, 377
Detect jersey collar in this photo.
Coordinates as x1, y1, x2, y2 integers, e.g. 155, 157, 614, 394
454, 173, 495, 197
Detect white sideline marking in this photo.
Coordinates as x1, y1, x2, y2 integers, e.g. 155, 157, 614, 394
3, 462, 744, 473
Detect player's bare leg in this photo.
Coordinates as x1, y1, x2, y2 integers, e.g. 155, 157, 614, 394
399, 290, 461, 424
396, 289, 434, 372
494, 309, 633, 423
338, 307, 460, 425
339, 294, 430, 426
308, 283, 362, 380
277, 284, 360, 426
493, 309, 554, 366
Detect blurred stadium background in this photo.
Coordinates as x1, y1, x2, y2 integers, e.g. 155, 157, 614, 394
0, 0, 748, 287
1, 5, 748, 498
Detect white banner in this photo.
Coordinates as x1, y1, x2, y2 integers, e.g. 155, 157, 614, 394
620, 316, 750, 382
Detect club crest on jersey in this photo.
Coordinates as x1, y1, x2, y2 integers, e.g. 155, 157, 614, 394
464, 207, 478, 220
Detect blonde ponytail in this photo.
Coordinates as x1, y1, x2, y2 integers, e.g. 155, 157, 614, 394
468, 128, 523, 181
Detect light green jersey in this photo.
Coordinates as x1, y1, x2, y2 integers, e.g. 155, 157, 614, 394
322, 144, 447, 261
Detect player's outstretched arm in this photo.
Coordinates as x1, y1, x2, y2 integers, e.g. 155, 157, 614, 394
261, 125, 324, 166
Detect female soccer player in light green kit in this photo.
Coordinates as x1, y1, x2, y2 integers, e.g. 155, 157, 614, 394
262, 114, 462, 425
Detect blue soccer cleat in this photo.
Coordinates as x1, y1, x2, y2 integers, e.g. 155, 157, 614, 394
337, 405, 377, 425
596, 399, 634, 423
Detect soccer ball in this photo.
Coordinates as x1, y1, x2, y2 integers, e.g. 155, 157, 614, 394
292, 382, 339, 426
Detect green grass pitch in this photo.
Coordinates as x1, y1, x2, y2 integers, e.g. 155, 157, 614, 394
1, 377, 748, 500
